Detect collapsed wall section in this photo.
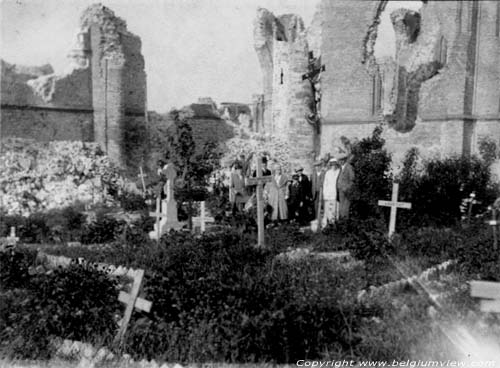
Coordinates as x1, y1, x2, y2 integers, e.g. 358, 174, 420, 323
319, 0, 382, 156
320, 0, 500, 166
1, 4, 148, 175
253, 9, 315, 173
81, 4, 147, 172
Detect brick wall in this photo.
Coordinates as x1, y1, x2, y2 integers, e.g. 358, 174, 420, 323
318, 0, 499, 168
0, 107, 93, 142
1, 5, 148, 174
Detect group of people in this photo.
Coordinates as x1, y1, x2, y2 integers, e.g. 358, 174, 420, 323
229, 150, 355, 227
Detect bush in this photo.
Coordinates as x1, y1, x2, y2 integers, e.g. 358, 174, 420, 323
117, 191, 148, 211
398, 152, 496, 228
350, 125, 392, 220
0, 249, 120, 359
81, 213, 127, 245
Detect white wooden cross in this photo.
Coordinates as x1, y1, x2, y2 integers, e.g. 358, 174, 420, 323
137, 166, 147, 197
466, 192, 478, 225
115, 269, 152, 344
6, 227, 19, 246
245, 156, 272, 247
149, 197, 165, 242
470, 280, 500, 313
378, 182, 412, 238
192, 201, 215, 233
487, 207, 498, 251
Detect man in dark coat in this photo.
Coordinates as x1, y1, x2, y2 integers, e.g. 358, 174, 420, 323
287, 174, 301, 222
295, 167, 313, 224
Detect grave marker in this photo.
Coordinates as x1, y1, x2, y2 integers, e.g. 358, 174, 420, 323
149, 197, 163, 241
114, 269, 152, 344
378, 183, 412, 238
137, 166, 147, 196
192, 201, 215, 233
245, 157, 272, 247
487, 207, 498, 250
470, 280, 500, 313
6, 227, 19, 246
466, 192, 478, 225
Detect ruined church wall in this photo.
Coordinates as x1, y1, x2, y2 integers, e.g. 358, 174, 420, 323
121, 33, 147, 114
319, 0, 378, 124
473, 1, 500, 118
322, 119, 467, 171
319, 0, 499, 166
0, 108, 93, 143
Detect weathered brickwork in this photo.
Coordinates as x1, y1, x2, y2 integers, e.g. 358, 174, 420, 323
1, 5, 147, 173
256, 0, 500, 172
253, 9, 316, 173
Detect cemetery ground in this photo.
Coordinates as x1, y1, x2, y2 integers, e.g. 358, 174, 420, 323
2, 129, 500, 365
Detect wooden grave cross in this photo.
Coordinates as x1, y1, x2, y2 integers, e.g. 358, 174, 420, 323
149, 197, 165, 241
137, 166, 148, 197
115, 269, 152, 344
192, 201, 215, 233
245, 157, 272, 247
466, 192, 478, 225
378, 182, 412, 238
470, 280, 500, 313
487, 207, 499, 251
6, 226, 19, 246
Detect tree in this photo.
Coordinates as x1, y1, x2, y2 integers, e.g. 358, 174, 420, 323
164, 110, 222, 228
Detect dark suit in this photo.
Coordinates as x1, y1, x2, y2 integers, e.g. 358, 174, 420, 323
311, 168, 325, 218
337, 162, 355, 219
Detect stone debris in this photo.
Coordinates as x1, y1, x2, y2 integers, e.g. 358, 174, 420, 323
357, 259, 457, 302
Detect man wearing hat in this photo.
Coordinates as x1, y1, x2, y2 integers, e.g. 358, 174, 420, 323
311, 157, 327, 222
295, 166, 313, 224
336, 152, 355, 219
322, 157, 341, 227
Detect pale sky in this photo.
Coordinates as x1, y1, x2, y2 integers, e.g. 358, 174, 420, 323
0, 0, 422, 113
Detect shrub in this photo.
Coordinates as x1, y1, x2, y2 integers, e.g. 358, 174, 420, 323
0, 249, 120, 359
81, 213, 127, 245
117, 191, 148, 211
398, 152, 496, 228
456, 222, 500, 281
0, 247, 37, 290
350, 125, 392, 220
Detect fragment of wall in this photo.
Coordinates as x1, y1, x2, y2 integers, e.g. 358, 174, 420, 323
319, 0, 382, 155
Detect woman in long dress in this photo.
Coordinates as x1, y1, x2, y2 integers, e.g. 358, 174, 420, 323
265, 164, 289, 222
322, 158, 341, 228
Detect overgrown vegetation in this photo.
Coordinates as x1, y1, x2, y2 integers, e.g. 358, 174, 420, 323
0, 249, 119, 359
1, 126, 500, 363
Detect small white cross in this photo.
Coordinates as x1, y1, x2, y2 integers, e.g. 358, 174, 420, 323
6, 227, 19, 246
137, 166, 148, 196
487, 207, 498, 250
149, 197, 167, 241
378, 183, 412, 238
192, 201, 215, 233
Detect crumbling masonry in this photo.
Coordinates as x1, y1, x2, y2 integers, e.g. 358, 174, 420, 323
1, 4, 147, 172
254, 1, 500, 172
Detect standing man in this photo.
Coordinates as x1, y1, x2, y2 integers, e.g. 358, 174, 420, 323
336, 153, 355, 219
229, 162, 247, 213
322, 158, 341, 227
287, 174, 301, 222
311, 159, 326, 220
265, 164, 289, 223
296, 167, 312, 224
